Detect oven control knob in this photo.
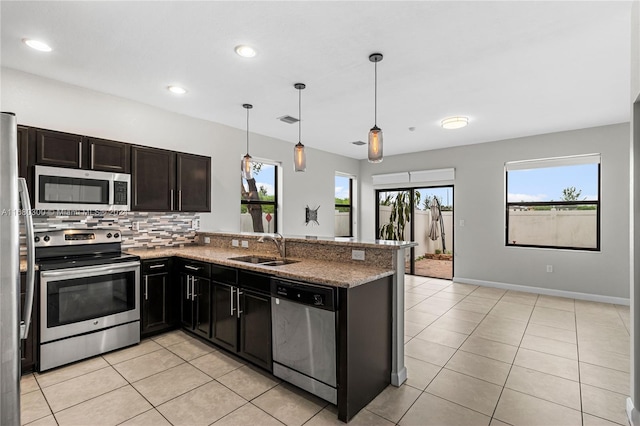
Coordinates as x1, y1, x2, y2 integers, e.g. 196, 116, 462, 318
114, 233, 120, 238
106, 233, 112, 238
313, 294, 323, 306
43, 236, 50, 242
34, 236, 40, 243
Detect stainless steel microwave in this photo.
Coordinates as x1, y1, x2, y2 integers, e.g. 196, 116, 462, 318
35, 165, 131, 211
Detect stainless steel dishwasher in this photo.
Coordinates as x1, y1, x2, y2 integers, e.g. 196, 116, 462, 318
271, 278, 337, 404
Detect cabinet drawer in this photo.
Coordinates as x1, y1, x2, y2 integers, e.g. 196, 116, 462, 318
238, 270, 271, 295
175, 258, 211, 278
142, 258, 171, 274
211, 265, 238, 286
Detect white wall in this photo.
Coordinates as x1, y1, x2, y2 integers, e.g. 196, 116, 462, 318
0, 68, 359, 237
360, 124, 630, 299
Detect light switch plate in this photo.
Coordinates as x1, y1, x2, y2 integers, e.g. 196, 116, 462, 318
231, 239, 239, 247
352, 250, 365, 261
241, 240, 249, 248
204, 237, 211, 244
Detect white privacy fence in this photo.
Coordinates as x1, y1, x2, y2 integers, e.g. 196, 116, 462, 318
507, 209, 597, 248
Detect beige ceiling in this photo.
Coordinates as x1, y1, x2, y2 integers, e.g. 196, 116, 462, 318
0, 1, 632, 159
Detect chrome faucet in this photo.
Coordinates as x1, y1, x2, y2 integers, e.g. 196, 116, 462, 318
258, 233, 286, 258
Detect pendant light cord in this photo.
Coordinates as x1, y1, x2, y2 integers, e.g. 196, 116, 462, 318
374, 60, 378, 126
298, 87, 302, 142
246, 107, 250, 154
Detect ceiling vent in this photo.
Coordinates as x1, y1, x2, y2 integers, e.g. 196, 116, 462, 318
351, 140, 366, 146
277, 115, 299, 124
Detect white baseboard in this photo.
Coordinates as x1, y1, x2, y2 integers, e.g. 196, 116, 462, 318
453, 276, 630, 306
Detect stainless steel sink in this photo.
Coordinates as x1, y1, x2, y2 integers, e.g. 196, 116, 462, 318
261, 259, 299, 266
228, 256, 298, 267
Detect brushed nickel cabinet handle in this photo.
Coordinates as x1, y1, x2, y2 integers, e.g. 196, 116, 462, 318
230, 286, 235, 316
144, 276, 148, 300
237, 290, 243, 318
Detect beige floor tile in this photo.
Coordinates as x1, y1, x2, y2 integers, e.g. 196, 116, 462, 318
579, 348, 630, 373
579, 362, 629, 395
102, 339, 163, 365
494, 388, 581, 426
576, 310, 626, 330
113, 348, 184, 383
583, 413, 625, 426
152, 330, 193, 347
404, 275, 430, 285
166, 338, 216, 361
575, 300, 619, 315
120, 409, 171, 425
488, 301, 533, 322
519, 334, 577, 360
426, 368, 502, 416
430, 292, 467, 302
524, 323, 576, 344
439, 283, 478, 295
21, 374, 39, 395
20, 390, 51, 425
578, 327, 630, 357
190, 350, 244, 379
411, 299, 458, 316
405, 294, 428, 310
404, 338, 456, 366
445, 351, 511, 386
406, 286, 440, 297
157, 380, 247, 426
581, 384, 629, 425
404, 309, 440, 326
35, 356, 109, 388
217, 365, 280, 400
399, 392, 490, 426
414, 326, 468, 348
24, 414, 57, 426
404, 321, 428, 337
42, 366, 127, 413
529, 306, 576, 331
253, 383, 326, 426
132, 362, 212, 406
505, 366, 581, 410
404, 335, 412, 344
365, 384, 421, 423
459, 336, 518, 364
615, 305, 631, 333
501, 291, 538, 306
454, 301, 494, 315
429, 316, 478, 335
213, 403, 284, 426
441, 308, 486, 324
489, 419, 512, 426
469, 286, 506, 300
536, 295, 575, 312
513, 348, 579, 381
54, 385, 151, 426
306, 405, 393, 426
404, 356, 441, 390
472, 316, 527, 346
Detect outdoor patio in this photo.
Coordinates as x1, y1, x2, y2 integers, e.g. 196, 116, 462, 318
407, 258, 453, 280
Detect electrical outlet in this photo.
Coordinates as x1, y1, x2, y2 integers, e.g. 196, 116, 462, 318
546, 265, 553, 273
352, 250, 365, 261
241, 240, 249, 248
204, 237, 211, 244
231, 239, 239, 247
192, 219, 200, 229
459, 219, 465, 227
131, 221, 139, 231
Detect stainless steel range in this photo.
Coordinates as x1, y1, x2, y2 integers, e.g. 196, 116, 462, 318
35, 228, 140, 371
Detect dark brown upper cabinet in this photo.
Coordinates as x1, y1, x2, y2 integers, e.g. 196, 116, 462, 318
86, 137, 131, 173
34, 129, 86, 169
177, 153, 211, 212
131, 146, 176, 211
17, 126, 30, 179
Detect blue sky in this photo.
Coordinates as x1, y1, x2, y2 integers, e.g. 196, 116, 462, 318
247, 163, 276, 195
335, 176, 351, 199
507, 164, 599, 202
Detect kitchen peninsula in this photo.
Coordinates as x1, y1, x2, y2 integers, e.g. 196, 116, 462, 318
127, 232, 416, 422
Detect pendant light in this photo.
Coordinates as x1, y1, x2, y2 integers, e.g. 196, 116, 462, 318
293, 83, 306, 172
241, 103, 253, 180
368, 53, 383, 163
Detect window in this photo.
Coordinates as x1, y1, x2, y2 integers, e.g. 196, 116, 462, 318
335, 175, 353, 237
505, 154, 600, 250
241, 162, 278, 233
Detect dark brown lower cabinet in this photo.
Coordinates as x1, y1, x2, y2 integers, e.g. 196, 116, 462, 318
20, 272, 37, 373
141, 259, 176, 338
211, 282, 237, 352
238, 288, 271, 370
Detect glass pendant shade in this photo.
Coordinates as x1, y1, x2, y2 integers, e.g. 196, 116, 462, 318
294, 142, 306, 172
241, 153, 253, 180
368, 125, 383, 163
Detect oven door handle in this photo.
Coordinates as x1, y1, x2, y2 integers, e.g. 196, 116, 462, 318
40, 261, 141, 278
19, 178, 35, 340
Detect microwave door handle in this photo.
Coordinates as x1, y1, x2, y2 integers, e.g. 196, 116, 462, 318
18, 178, 35, 340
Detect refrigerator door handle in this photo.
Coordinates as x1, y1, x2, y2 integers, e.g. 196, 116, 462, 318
19, 177, 35, 340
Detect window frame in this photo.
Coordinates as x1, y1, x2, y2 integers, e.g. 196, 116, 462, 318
335, 175, 353, 237
241, 161, 278, 233
505, 161, 601, 251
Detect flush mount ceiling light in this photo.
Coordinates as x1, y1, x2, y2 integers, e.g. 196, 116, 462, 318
235, 45, 256, 58
368, 53, 384, 163
167, 85, 187, 95
241, 103, 254, 180
441, 116, 469, 130
293, 83, 306, 172
23, 38, 52, 52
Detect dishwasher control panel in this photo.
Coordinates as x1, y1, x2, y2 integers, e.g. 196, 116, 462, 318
272, 279, 336, 311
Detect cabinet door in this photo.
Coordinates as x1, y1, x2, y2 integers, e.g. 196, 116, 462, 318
194, 278, 211, 338
179, 274, 194, 329
141, 272, 171, 337
211, 283, 237, 352
35, 129, 86, 168
87, 137, 130, 173
131, 146, 176, 211
176, 153, 211, 212
239, 290, 272, 371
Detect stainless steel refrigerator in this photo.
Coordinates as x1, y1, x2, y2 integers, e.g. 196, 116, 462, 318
0, 112, 36, 425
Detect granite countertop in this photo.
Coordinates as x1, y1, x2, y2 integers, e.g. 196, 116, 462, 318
126, 246, 395, 288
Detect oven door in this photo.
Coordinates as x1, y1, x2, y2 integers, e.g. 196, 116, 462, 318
39, 261, 140, 343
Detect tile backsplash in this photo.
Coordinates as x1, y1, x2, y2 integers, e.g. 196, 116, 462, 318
21, 211, 199, 253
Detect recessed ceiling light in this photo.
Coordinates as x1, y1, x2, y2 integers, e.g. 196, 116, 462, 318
441, 116, 469, 130
167, 85, 187, 95
235, 45, 256, 58
23, 38, 52, 52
